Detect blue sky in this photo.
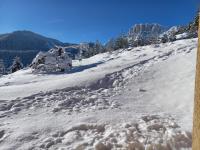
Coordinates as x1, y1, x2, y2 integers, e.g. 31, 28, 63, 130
0, 0, 199, 43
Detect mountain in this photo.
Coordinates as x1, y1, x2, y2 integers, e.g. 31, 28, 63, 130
0, 30, 73, 51
128, 23, 166, 38
127, 23, 167, 46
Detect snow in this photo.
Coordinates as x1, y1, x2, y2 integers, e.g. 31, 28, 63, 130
161, 26, 179, 36
0, 38, 197, 149
31, 47, 72, 73
176, 33, 189, 40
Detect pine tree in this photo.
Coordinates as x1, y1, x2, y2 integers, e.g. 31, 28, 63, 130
94, 40, 104, 53
115, 35, 129, 50
0, 59, 5, 75
10, 56, 23, 73
188, 11, 199, 32
75, 49, 83, 61
194, 12, 199, 28
105, 38, 115, 52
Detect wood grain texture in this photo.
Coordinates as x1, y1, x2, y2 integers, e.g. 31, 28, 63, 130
192, 12, 200, 150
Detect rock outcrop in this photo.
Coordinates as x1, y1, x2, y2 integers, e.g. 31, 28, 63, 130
128, 24, 166, 46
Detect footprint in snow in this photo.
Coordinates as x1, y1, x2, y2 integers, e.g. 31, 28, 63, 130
138, 88, 147, 92
0, 130, 5, 139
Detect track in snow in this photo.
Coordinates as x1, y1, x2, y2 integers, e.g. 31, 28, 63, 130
0, 39, 197, 149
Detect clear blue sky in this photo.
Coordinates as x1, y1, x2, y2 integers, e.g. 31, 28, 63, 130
0, 0, 199, 43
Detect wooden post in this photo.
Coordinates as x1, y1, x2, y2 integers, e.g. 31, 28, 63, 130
193, 11, 200, 150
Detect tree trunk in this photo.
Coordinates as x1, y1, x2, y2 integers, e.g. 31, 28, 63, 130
192, 11, 200, 150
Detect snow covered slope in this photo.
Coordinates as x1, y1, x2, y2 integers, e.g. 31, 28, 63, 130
0, 38, 197, 149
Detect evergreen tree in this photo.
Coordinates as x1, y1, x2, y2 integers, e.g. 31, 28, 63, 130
194, 10, 200, 29
160, 34, 168, 43
115, 35, 129, 50
0, 59, 5, 75
188, 11, 199, 32
10, 56, 23, 73
75, 49, 83, 61
94, 40, 104, 53
105, 38, 115, 52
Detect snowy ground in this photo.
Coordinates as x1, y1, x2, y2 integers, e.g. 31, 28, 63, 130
0, 38, 197, 149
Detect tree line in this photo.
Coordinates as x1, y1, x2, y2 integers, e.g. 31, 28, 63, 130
0, 56, 23, 75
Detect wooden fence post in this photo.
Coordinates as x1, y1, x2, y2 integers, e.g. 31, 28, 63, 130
192, 11, 200, 150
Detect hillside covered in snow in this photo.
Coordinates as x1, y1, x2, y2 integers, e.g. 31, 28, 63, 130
0, 38, 197, 149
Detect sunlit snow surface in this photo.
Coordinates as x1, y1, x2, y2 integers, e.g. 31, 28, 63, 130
0, 39, 197, 149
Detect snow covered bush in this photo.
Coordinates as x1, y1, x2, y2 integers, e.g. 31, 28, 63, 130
10, 56, 23, 73
30, 47, 72, 73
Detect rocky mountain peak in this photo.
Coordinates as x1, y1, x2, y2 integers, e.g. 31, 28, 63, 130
128, 23, 166, 38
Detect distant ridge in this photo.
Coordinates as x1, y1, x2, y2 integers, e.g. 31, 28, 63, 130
0, 30, 74, 51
